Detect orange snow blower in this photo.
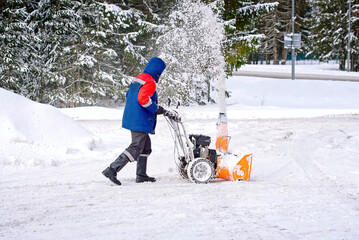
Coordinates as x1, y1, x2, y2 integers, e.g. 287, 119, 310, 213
215, 112, 253, 181
164, 110, 252, 183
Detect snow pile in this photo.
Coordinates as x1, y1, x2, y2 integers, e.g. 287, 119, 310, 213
0, 88, 101, 167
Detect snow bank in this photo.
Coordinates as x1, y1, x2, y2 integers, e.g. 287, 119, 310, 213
0, 88, 101, 167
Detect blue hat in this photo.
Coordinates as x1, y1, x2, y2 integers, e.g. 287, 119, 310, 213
143, 57, 166, 82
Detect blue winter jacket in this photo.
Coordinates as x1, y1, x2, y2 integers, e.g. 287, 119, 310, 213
122, 57, 166, 134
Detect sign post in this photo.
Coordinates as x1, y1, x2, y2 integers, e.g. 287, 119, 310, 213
284, 33, 301, 49
284, 33, 301, 80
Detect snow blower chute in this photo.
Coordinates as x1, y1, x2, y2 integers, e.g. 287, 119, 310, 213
164, 110, 252, 184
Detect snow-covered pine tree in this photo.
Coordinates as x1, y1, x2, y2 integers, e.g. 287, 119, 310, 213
255, 0, 310, 65
214, 0, 278, 72
64, 1, 127, 105
1, 0, 163, 105
51, 0, 155, 105
349, 1, 359, 71
25, 0, 83, 104
295, 0, 312, 61
156, 0, 226, 105
0, 1, 39, 99
310, 0, 359, 71
256, 0, 291, 65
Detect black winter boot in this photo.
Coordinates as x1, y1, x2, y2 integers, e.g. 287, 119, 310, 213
136, 156, 156, 183
102, 167, 121, 185
102, 154, 130, 185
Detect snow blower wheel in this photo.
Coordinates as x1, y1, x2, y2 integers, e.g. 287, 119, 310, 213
187, 158, 214, 184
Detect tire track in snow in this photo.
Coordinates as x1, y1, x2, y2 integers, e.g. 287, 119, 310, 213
290, 131, 330, 186
290, 128, 359, 207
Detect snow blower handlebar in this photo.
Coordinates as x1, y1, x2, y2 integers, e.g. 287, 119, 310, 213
163, 110, 194, 163
163, 110, 181, 122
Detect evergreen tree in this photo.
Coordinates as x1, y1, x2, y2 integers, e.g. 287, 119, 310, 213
256, 0, 310, 65
295, 0, 312, 58
257, 0, 291, 65
309, 0, 359, 71
25, 0, 81, 103
0, 0, 162, 105
50, 0, 157, 105
215, 0, 279, 72
348, 0, 359, 71
0, 0, 38, 99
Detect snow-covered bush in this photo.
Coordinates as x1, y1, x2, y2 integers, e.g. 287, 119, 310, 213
157, 0, 226, 105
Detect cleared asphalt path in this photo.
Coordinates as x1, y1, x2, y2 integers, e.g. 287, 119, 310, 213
233, 70, 359, 82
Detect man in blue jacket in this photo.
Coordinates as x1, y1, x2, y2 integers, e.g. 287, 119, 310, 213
102, 57, 166, 185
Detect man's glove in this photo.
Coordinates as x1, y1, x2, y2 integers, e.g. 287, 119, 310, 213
156, 106, 165, 115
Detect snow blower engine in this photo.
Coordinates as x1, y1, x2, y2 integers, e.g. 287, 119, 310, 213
164, 110, 253, 184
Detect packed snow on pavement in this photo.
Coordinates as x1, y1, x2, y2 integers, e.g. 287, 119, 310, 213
1, 63, 359, 239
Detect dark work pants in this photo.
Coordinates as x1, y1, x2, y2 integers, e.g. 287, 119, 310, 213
122, 131, 152, 162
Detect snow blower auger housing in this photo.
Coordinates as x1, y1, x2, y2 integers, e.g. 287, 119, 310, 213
164, 110, 252, 184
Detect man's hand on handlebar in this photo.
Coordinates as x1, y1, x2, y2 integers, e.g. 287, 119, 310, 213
164, 110, 181, 122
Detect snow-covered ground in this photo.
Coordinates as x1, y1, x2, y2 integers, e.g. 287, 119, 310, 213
1, 63, 359, 239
